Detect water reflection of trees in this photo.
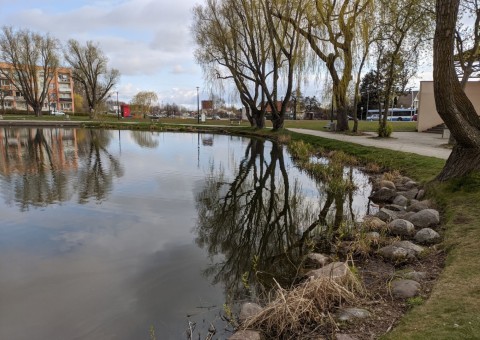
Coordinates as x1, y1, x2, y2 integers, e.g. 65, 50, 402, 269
76, 129, 124, 203
130, 131, 159, 148
0, 128, 124, 209
195, 140, 359, 300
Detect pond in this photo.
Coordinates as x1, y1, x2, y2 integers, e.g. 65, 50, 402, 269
0, 128, 374, 339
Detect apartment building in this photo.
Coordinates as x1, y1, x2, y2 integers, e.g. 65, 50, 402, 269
0, 62, 75, 113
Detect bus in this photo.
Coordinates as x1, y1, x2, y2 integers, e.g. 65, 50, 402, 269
366, 108, 416, 121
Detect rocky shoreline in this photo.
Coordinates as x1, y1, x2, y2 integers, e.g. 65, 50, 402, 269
229, 174, 444, 339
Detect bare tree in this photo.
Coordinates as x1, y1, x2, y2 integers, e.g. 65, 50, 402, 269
373, 0, 434, 137
192, 0, 305, 130
434, 0, 480, 180
64, 40, 120, 119
455, 0, 480, 87
274, 0, 374, 132
0, 26, 59, 117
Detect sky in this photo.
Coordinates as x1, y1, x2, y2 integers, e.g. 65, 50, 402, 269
0, 0, 434, 109
0, 0, 208, 108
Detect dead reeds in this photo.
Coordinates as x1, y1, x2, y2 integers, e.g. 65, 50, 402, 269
242, 268, 364, 339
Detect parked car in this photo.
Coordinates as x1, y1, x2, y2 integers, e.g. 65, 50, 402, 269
412, 114, 418, 121
50, 110, 65, 116
366, 114, 380, 121
212, 115, 221, 120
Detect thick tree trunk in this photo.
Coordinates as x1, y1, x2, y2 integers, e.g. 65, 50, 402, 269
437, 145, 480, 181
434, 0, 480, 180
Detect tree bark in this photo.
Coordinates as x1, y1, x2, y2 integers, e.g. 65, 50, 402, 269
434, 0, 480, 180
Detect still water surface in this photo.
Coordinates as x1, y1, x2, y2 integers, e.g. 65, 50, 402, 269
0, 128, 373, 339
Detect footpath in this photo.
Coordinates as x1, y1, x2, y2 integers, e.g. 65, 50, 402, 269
288, 128, 451, 160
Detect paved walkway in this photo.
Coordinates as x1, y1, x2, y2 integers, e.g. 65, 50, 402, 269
288, 128, 451, 160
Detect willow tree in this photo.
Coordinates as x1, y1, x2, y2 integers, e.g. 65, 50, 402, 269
0, 27, 59, 117
273, 0, 373, 131
131, 91, 158, 115
434, 0, 480, 180
64, 40, 120, 119
373, 0, 434, 137
192, 0, 305, 130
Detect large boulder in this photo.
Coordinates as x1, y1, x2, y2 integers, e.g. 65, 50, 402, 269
306, 262, 350, 281
407, 209, 440, 228
414, 228, 441, 245
392, 279, 421, 299
388, 219, 415, 237
239, 303, 263, 322
369, 187, 397, 203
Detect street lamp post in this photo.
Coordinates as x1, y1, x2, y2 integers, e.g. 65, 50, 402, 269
196, 87, 200, 124
116, 91, 120, 120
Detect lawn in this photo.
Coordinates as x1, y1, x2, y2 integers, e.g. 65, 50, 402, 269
0, 113, 418, 133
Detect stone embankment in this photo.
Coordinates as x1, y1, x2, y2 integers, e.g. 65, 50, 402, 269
229, 174, 442, 339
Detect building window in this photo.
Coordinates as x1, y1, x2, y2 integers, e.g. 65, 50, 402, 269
0, 79, 9, 86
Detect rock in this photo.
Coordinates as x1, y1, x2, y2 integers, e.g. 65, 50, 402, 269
404, 180, 419, 189
378, 241, 424, 262
393, 194, 408, 207
399, 188, 419, 199
379, 180, 396, 190
384, 204, 405, 212
414, 228, 441, 245
363, 216, 387, 231
417, 189, 426, 200
407, 200, 433, 212
366, 232, 380, 241
306, 253, 331, 267
378, 245, 416, 262
397, 211, 416, 221
393, 241, 425, 256
388, 219, 416, 237
407, 209, 440, 228
239, 303, 263, 322
369, 187, 397, 203
403, 271, 427, 281
229, 330, 264, 340
337, 308, 371, 322
375, 208, 398, 222
392, 279, 421, 299
306, 262, 350, 281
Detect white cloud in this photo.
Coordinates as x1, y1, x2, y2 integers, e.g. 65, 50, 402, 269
1, 0, 204, 105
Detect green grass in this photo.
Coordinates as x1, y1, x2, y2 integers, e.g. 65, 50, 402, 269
0, 113, 418, 132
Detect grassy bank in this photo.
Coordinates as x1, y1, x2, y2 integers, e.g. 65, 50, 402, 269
264, 129, 480, 339
0, 113, 418, 132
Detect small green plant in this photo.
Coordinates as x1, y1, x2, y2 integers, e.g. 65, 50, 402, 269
378, 122, 393, 137
406, 296, 424, 307
241, 271, 250, 290
288, 140, 314, 161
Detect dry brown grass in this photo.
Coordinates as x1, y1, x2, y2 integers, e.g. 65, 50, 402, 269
243, 270, 363, 338
382, 170, 402, 182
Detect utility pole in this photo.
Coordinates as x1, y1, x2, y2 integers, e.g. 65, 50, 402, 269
196, 87, 200, 124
